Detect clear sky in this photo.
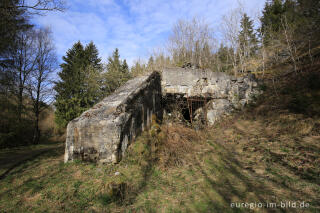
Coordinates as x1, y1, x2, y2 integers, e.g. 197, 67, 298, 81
31, 0, 266, 66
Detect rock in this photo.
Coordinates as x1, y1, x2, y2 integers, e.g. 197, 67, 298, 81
114, 171, 120, 176
206, 99, 233, 125
237, 77, 244, 83
64, 72, 162, 164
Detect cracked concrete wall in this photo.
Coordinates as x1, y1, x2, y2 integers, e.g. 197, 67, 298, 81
64, 72, 162, 164
162, 68, 261, 125
64, 68, 261, 164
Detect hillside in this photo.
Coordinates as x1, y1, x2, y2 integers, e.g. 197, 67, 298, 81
0, 69, 319, 212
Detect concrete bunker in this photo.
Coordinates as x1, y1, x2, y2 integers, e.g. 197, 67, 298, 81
161, 68, 260, 126
64, 68, 261, 164
64, 72, 162, 164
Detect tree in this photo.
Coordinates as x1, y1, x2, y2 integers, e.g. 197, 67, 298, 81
0, 0, 64, 147
0, 0, 65, 14
147, 56, 154, 71
121, 59, 129, 75
260, 0, 285, 43
27, 28, 57, 144
281, 15, 299, 73
131, 59, 146, 77
0, 0, 64, 67
0, 28, 37, 147
7, 30, 39, 121
297, 0, 320, 43
238, 13, 258, 72
288, 0, 320, 54
82, 42, 104, 105
0, 0, 31, 63
54, 41, 102, 128
168, 17, 215, 68
221, 7, 242, 76
104, 48, 131, 94
215, 44, 233, 73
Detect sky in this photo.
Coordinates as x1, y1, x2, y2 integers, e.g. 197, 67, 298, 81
30, 0, 266, 66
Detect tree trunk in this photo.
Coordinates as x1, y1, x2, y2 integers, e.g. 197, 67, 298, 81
32, 78, 41, 144
18, 84, 23, 121
32, 116, 40, 144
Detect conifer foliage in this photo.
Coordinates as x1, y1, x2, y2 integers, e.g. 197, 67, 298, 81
54, 45, 131, 128
54, 41, 103, 128
103, 48, 131, 94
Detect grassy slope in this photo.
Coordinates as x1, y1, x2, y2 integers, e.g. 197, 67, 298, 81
0, 72, 319, 213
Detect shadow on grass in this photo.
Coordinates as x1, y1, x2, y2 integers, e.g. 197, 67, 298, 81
0, 144, 64, 180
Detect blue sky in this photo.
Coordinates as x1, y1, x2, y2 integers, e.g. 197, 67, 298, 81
31, 0, 266, 66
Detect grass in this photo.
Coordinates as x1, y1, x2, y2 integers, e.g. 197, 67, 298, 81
0, 72, 320, 212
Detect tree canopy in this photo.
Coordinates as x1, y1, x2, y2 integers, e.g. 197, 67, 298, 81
54, 41, 103, 128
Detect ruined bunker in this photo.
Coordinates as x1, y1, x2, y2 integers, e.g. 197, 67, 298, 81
64, 68, 260, 164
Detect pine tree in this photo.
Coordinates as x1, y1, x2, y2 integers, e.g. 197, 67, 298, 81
239, 13, 258, 57
121, 59, 130, 76
84, 41, 102, 69
0, 0, 31, 62
260, 0, 285, 42
54, 41, 102, 128
147, 56, 154, 71
131, 60, 146, 77
237, 13, 258, 72
296, 0, 320, 44
104, 48, 131, 94
217, 44, 232, 73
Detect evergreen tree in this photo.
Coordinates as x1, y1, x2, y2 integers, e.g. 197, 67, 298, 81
217, 44, 232, 73
84, 41, 102, 69
107, 48, 122, 73
296, 0, 320, 44
131, 60, 146, 77
147, 56, 154, 70
237, 13, 258, 72
239, 13, 258, 57
104, 48, 131, 94
54, 41, 102, 128
121, 59, 130, 77
260, 0, 285, 42
0, 0, 31, 67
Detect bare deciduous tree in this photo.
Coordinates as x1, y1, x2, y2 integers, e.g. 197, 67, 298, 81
1, 0, 66, 14
5, 30, 37, 120
167, 17, 215, 69
281, 15, 299, 73
27, 28, 57, 144
221, 7, 242, 76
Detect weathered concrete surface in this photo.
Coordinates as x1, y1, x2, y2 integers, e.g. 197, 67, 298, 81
162, 68, 258, 99
162, 68, 261, 125
65, 68, 261, 164
64, 72, 162, 163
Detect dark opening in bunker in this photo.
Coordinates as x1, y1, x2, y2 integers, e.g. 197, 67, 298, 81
163, 94, 210, 126
181, 107, 190, 121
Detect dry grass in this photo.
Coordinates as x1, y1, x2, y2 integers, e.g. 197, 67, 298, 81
157, 124, 200, 168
